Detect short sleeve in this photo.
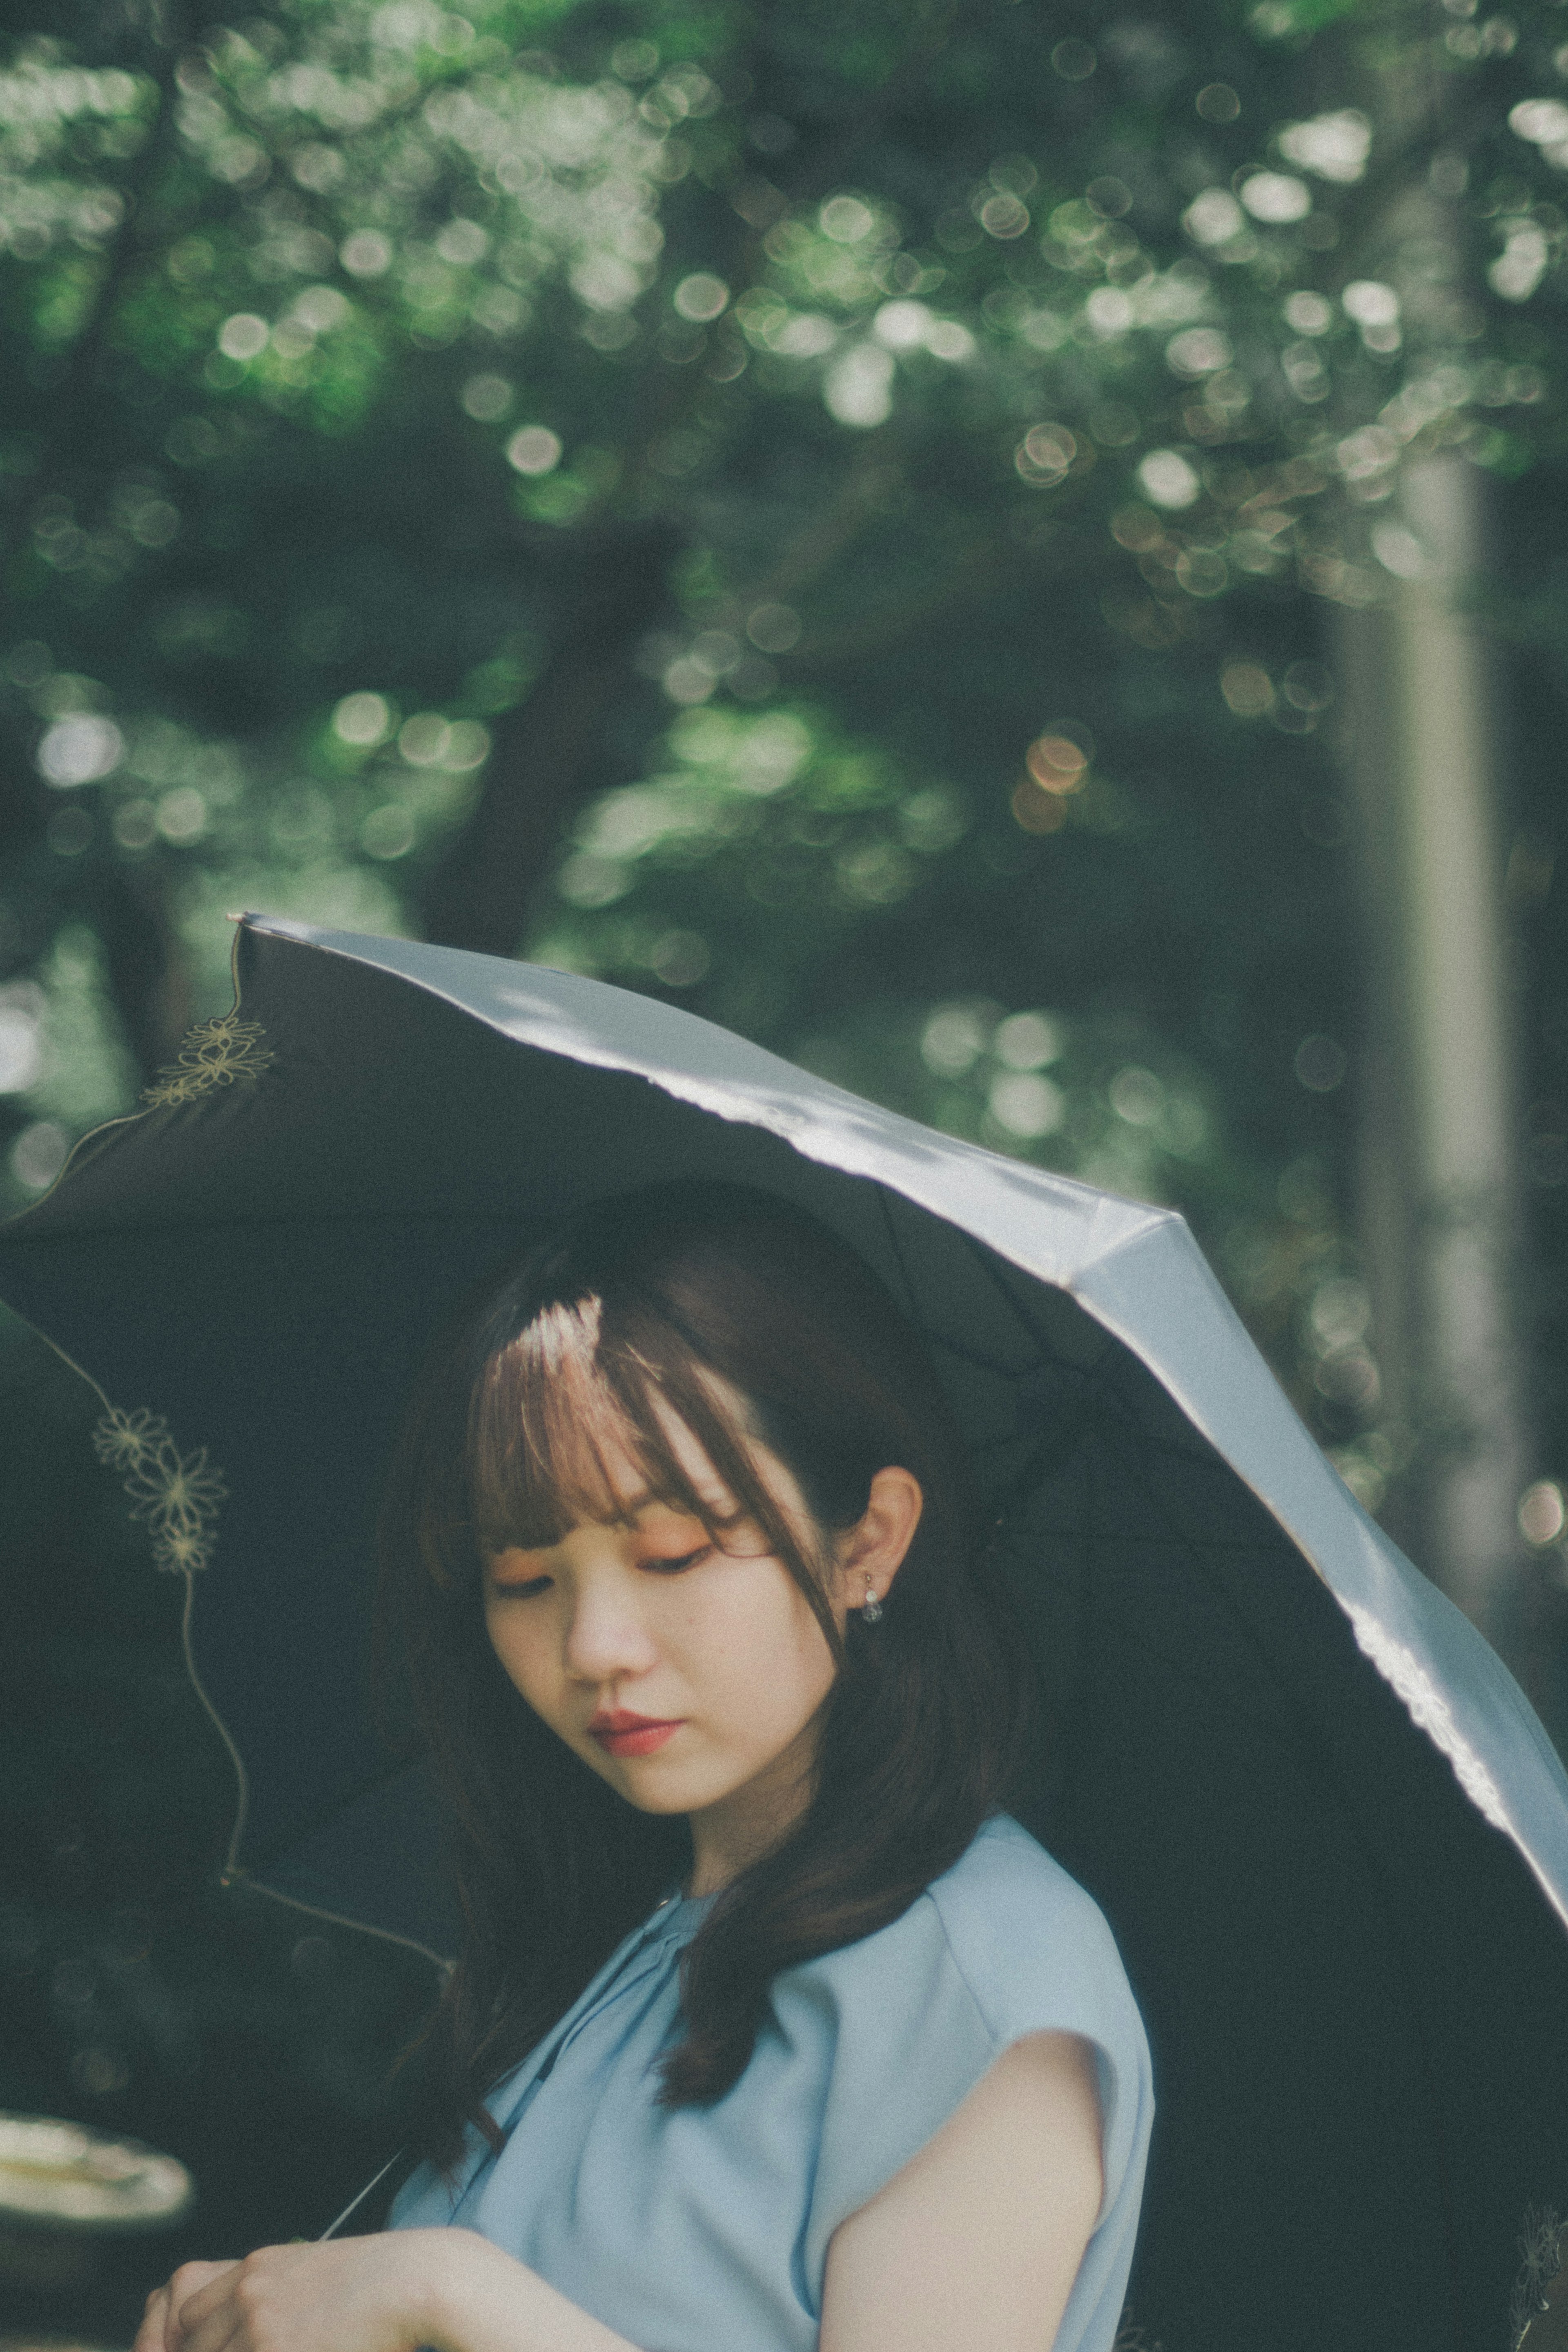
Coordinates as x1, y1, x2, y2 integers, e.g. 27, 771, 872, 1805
785, 1815, 1154, 2348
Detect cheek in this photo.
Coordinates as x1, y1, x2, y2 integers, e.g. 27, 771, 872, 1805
686, 1565, 835, 1727
485, 1604, 559, 1713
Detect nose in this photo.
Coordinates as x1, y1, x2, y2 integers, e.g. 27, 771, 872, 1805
560, 1568, 659, 1686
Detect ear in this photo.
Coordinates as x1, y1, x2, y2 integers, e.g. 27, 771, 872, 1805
837, 1466, 923, 1610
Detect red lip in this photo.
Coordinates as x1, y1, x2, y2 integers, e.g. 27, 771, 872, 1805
588, 1710, 684, 1759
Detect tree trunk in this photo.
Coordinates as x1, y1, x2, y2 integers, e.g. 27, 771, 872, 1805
1337, 454, 1539, 1686
419, 525, 679, 957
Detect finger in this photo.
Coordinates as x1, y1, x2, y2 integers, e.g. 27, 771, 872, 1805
131, 2287, 170, 2352
177, 2297, 244, 2352
166, 2261, 241, 2352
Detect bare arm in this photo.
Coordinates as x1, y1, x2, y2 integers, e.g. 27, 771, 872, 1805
134, 2232, 641, 2352
819, 2029, 1105, 2352
425, 2237, 641, 2352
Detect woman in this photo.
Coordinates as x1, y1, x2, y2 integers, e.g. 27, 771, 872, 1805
135, 1182, 1153, 2352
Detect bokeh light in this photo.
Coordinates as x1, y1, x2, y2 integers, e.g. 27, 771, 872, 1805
1025, 735, 1089, 793
37, 716, 123, 787
745, 604, 800, 654
994, 1012, 1062, 1069
1016, 424, 1076, 486
332, 692, 393, 747
1239, 172, 1312, 223
507, 426, 563, 475
216, 313, 269, 361
1138, 450, 1200, 509
673, 272, 729, 321
10, 1119, 68, 1191
461, 373, 513, 421
1222, 663, 1276, 718
1520, 1481, 1568, 1546
823, 344, 893, 428
339, 230, 393, 277
989, 1070, 1065, 1137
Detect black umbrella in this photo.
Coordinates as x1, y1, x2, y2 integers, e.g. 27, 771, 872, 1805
4, 911, 1568, 2352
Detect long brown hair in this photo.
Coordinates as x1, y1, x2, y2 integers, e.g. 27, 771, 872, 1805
378, 1181, 1034, 2169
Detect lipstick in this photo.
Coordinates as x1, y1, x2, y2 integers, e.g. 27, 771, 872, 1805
588, 1711, 684, 1759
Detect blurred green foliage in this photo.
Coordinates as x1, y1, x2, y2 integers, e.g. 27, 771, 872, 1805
6, 0, 1565, 1442
6, 0, 1568, 2310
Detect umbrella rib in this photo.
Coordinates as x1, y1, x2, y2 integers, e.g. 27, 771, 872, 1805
875, 1188, 1054, 1381
872, 1184, 927, 1327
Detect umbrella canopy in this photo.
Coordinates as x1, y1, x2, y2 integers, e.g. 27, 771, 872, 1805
4, 910, 1568, 2351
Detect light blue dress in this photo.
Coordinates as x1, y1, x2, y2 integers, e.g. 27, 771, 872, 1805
390, 1814, 1154, 2352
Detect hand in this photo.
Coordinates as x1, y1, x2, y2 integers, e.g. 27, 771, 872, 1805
134, 2263, 238, 2352
133, 2233, 454, 2352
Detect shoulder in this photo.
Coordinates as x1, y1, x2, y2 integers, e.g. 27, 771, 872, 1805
778, 1815, 1140, 2054
767, 1813, 1150, 2128
919, 1815, 1145, 2056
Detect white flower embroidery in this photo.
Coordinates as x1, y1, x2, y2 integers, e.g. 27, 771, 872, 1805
93, 1407, 227, 1574
1510, 2203, 1566, 2350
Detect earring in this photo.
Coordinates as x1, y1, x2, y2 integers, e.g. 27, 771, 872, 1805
861, 1575, 883, 1625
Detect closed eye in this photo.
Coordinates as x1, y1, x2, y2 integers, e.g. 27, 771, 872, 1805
489, 1573, 553, 1600
642, 1546, 712, 1575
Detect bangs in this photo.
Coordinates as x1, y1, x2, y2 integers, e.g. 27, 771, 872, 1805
468, 1297, 636, 1553
465, 1294, 831, 1612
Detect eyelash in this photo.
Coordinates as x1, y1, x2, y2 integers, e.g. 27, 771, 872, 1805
646, 1545, 711, 1575
490, 1543, 713, 1601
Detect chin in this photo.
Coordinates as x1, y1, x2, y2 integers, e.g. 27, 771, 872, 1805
611, 1760, 738, 1818
622, 1786, 701, 1817
577, 1746, 701, 1813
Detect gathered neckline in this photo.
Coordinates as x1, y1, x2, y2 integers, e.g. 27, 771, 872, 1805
655, 1885, 720, 1935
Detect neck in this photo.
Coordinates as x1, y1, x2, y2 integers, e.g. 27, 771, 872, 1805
684, 1717, 820, 1896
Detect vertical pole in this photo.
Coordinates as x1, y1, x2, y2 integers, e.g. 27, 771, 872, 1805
1338, 454, 1532, 1663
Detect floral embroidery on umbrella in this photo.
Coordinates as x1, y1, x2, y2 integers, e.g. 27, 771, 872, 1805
92, 1406, 227, 1574
141, 1012, 274, 1110
1512, 2205, 1568, 2350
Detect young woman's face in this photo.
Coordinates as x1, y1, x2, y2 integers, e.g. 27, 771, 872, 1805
482, 1389, 916, 1886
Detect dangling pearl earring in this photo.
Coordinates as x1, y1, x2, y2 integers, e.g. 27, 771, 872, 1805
861, 1575, 883, 1625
